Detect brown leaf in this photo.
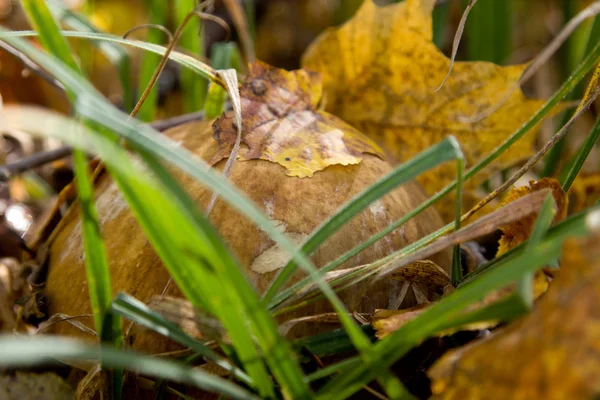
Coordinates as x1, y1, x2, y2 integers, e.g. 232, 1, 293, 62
211, 61, 384, 178
372, 305, 496, 340
302, 0, 549, 219
429, 235, 600, 399
497, 178, 568, 257
390, 260, 450, 294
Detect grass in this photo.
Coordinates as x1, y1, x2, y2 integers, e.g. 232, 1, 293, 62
0, 1, 599, 398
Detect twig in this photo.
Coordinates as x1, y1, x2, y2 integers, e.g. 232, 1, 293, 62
222, 0, 255, 63
0, 41, 65, 92
0, 110, 206, 181
129, 1, 223, 118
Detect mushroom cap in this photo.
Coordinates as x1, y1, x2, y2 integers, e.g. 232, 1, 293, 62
44, 119, 450, 352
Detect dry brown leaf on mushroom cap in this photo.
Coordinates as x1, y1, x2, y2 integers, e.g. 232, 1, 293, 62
210, 60, 385, 177
302, 0, 552, 221
429, 234, 600, 400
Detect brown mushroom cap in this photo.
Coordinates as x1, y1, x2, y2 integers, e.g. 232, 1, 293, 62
43, 119, 450, 352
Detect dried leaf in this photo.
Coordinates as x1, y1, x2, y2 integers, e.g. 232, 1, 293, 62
372, 305, 494, 340
211, 61, 384, 178
302, 0, 547, 217
497, 178, 568, 256
390, 260, 450, 294
429, 236, 600, 399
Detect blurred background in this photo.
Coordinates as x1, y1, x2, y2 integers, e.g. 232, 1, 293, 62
0, 0, 598, 260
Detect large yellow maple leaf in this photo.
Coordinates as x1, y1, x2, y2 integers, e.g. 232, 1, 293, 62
429, 235, 600, 399
302, 0, 547, 220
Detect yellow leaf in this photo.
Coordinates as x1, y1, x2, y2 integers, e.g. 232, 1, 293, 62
302, 0, 547, 219
429, 235, 600, 399
211, 61, 385, 178
569, 172, 600, 213
497, 178, 568, 257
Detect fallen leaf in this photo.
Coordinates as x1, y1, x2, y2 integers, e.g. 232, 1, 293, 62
372, 305, 496, 340
389, 260, 450, 294
429, 235, 600, 399
497, 178, 568, 256
302, 0, 548, 219
211, 60, 384, 178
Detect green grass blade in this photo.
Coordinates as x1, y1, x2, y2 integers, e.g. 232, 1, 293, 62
175, 0, 207, 112
560, 116, 600, 191
451, 155, 465, 286
542, 13, 599, 177
432, 0, 450, 48
47, 0, 133, 111
20, 0, 118, 341
18, 3, 123, 396
0, 336, 258, 400
109, 293, 252, 386
205, 43, 239, 118
0, 30, 218, 80
465, 0, 512, 64
137, 0, 169, 121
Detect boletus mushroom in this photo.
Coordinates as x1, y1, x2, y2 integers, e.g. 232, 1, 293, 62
39, 63, 450, 379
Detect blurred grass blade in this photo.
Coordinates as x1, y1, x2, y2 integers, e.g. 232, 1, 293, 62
542, 8, 600, 177
138, 0, 169, 122
465, 0, 511, 63
0, 336, 258, 400
20, 0, 116, 340
47, 0, 133, 111
265, 137, 463, 308
560, 117, 600, 190
432, 0, 450, 48
205, 43, 240, 118
175, 0, 206, 112
19, 2, 122, 396
109, 293, 252, 386
0, 30, 219, 86
316, 205, 593, 400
